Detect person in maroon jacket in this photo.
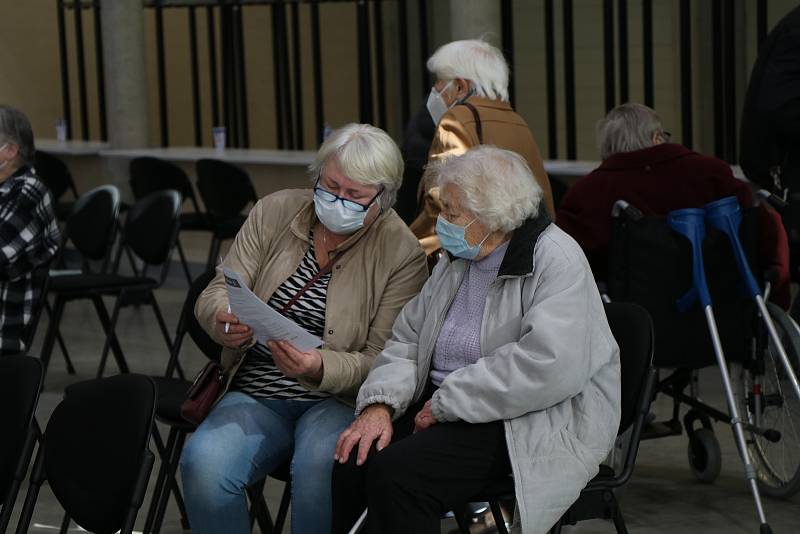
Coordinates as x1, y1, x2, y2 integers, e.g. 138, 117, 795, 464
557, 103, 791, 308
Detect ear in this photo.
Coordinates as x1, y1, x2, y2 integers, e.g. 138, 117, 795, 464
652, 131, 664, 145
453, 78, 471, 100
1, 143, 19, 163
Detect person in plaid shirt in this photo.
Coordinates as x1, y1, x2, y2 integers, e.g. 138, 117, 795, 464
0, 106, 60, 355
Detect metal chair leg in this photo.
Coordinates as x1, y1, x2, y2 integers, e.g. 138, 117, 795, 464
453, 505, 472, 534
549, 518, 564, 534
175, 238, 193, 286
151, 431, 187, 534
273, 480, 291, 534
613, 506, 629, 534
489, 500, 509, 534
96, 293, 126, 378
58, 513, 71, 534
91, 295, 129, 374
38, 296, 65, 380
247, 480, 274, 534
148, 294, 182, 378
55, 327, 76, 374
14, 444, 45, 534
44, 300, 76, 375
144, 427, 178, 534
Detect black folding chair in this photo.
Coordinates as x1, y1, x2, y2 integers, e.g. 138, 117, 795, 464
33, 151, 79, 222
15, 374, 156, 534
130, 157, 212, 285
450, 302, 656, 534
0, 356, 43, 534
143, 272, 290, 534
92, 190, 183, 378
196, 158, 258, 270
40, 185, 121, 380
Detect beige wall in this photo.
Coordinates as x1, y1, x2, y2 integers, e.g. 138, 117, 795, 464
2, 0, 799, 164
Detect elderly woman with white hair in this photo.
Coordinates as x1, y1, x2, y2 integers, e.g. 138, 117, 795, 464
183, 124, 428, 534
331, 146, 620, 534
409, 39, 554, 251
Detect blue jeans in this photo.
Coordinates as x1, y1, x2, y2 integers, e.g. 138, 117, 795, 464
180, 391, 355, 534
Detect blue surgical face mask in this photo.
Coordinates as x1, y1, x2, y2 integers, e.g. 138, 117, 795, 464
436, 215, 490, 260
313, 181, 382, 235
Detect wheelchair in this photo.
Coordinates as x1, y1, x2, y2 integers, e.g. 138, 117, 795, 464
605, 197, 800, 532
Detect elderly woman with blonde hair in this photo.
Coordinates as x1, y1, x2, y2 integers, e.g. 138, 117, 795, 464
181, 124, 429, 534
331, 145, 620, 534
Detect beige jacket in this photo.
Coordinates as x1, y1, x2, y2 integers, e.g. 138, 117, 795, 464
410, 96, 555, 250
195, 189, 429, 404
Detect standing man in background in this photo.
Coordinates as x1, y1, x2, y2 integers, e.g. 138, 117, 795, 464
410, 39, 554, 254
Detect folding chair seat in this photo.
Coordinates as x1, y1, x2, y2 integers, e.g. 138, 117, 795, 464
0, 356, 43, 534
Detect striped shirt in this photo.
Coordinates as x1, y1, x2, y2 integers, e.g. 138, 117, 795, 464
232, 231, 331, 400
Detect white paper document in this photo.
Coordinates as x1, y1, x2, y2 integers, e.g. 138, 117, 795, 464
223, 267, 323, 352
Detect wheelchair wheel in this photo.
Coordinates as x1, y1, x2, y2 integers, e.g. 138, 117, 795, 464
688, 428, 722, 483
737, 303, 800, 498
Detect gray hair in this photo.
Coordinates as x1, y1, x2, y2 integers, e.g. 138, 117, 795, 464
0, 105, 35, 167
426, 39, 509, 102
309, 123, 403, 208
596, 102, 663, 160
432, 146, 542, 233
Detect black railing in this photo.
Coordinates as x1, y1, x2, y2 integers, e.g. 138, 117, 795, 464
56, 0, 775, 162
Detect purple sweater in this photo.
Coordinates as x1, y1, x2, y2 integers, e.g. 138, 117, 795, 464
430, 241, 509, 386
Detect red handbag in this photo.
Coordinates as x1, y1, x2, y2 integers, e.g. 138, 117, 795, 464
180, 361, 226, 425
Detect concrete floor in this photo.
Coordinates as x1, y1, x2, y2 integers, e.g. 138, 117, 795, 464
5, 232, 800, 533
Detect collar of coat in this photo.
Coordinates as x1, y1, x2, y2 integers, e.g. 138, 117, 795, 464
446, 210, 552, 278
461, 95, 512, 112
597, 143, 696, 171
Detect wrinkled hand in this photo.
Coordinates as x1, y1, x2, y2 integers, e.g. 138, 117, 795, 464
214, 310, 253, 349
413, 400, 438, 433
334, 404, 393, 466
268, 340, 323, 381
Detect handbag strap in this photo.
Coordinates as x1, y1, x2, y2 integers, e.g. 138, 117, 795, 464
460, 101, 483, 144
280, 254, 338, 314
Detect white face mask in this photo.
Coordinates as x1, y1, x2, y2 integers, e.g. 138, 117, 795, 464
313, 181, 382, 235
426, 81, 455, 125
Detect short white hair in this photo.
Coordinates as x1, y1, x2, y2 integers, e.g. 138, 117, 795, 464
596, 102, 663, 160
433, 146, 542, 233
309, 123, 403, 208
426, 39, 509, 102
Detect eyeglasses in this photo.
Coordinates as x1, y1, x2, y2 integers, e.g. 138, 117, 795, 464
313, 178, 383, 212
661, 130, 672, 142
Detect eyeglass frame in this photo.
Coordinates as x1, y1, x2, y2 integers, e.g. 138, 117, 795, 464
313, 177, 384, 213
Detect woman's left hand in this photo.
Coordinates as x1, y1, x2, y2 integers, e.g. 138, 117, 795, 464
268, 340, 323, 381
413, 400, 438, 433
